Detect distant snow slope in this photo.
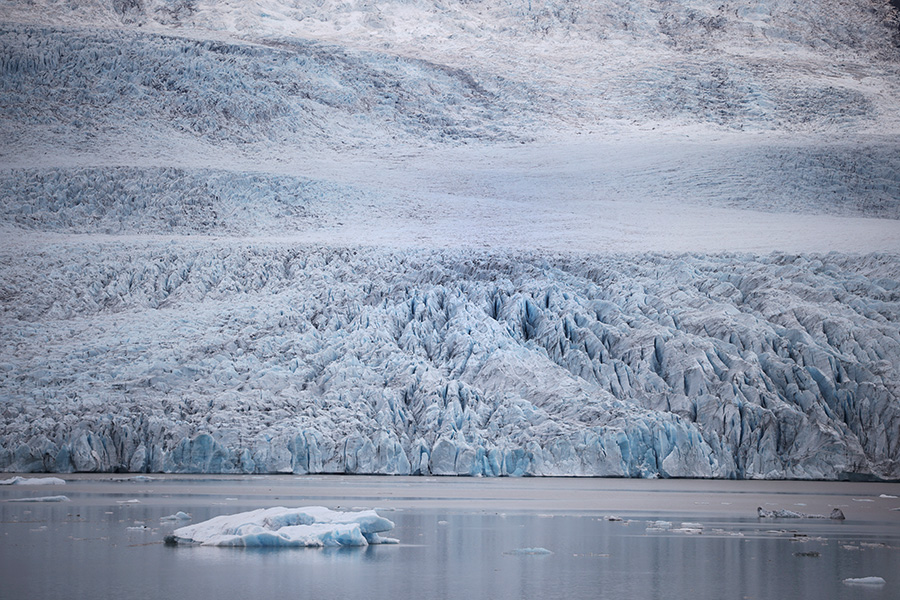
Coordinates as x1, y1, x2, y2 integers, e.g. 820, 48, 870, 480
0, 1, 898, 478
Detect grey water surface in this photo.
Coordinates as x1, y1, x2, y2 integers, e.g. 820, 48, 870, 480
1, 476, 898, 600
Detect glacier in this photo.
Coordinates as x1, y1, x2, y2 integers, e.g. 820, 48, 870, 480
0, 0, 899, 480
1, 243, 897, 479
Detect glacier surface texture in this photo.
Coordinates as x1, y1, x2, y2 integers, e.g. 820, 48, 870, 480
0, 0, 899, 479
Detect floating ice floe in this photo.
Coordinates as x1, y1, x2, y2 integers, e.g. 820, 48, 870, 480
160, 511, 192, 521
842, 577, 886, 586
879, 494, 898, 499
8, 495, 70, 502
672, 522, 704, 534
505, 548, 553, 555
757, 507, 845, 520
0, 476, 65, 485
167, 506, 397, 547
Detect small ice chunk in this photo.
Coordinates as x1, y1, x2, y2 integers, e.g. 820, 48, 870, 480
646, 520, 673, 531
757, 507, 838, 519
852, 498, 874, 502
117, 499, 141, 504
830, 508, 845, 520
842, 577, 886, 586
879, 494, 898, 499
161, 511, 192, 521
169, 506, 396, 547
505, 548, 553, 555
8, 495, 70, 502
0, 476, 66, 486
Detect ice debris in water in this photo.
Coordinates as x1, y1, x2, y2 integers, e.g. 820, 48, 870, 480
167, 506, 397, 547
7, 495, 70, 502
160, 511, 192, 521
0, 476, 65, 485
505, 548, 553, 555
842, 577, 886, 586
757, 507, 845, 520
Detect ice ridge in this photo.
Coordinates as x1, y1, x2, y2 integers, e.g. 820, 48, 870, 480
1, 246, 897, 480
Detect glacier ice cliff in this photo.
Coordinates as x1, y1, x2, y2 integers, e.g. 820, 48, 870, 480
1, 244, 897, 479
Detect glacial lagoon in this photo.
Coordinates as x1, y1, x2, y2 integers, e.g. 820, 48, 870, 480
1, 475, 898, 600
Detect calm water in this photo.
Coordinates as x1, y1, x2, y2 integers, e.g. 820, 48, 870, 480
1, 476, 898, 600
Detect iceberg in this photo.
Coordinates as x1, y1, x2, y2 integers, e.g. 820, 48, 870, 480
7, 495, 70, 502
756, 507, 845, 520
160, 511, 192, 521
168, 506, 397, 547
0, 476, 65, 485
842, 577, 886, 586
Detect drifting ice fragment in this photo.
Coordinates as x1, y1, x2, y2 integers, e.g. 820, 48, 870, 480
168, 506, 397, 547
842, 577, 886, 586
0, 476, 65, 485
505, 548, 553, 555
757, 507, 845, 520
160, 511, 192, 521
8, 495, 70, 502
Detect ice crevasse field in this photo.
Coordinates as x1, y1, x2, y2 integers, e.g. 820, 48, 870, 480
1, 0, 899, 481
1, 0, 900, 598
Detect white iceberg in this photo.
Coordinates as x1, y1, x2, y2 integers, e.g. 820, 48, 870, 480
160, 511, 192, 521
169, 506, 397, 547
7, 495, 70, 502
842, 577, 886, 586
0, 476, 65, 485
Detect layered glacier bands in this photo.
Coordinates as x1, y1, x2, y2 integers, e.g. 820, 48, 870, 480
1, 243, 897, 480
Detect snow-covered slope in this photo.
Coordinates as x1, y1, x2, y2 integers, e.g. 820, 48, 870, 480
0, 0, 898, 478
